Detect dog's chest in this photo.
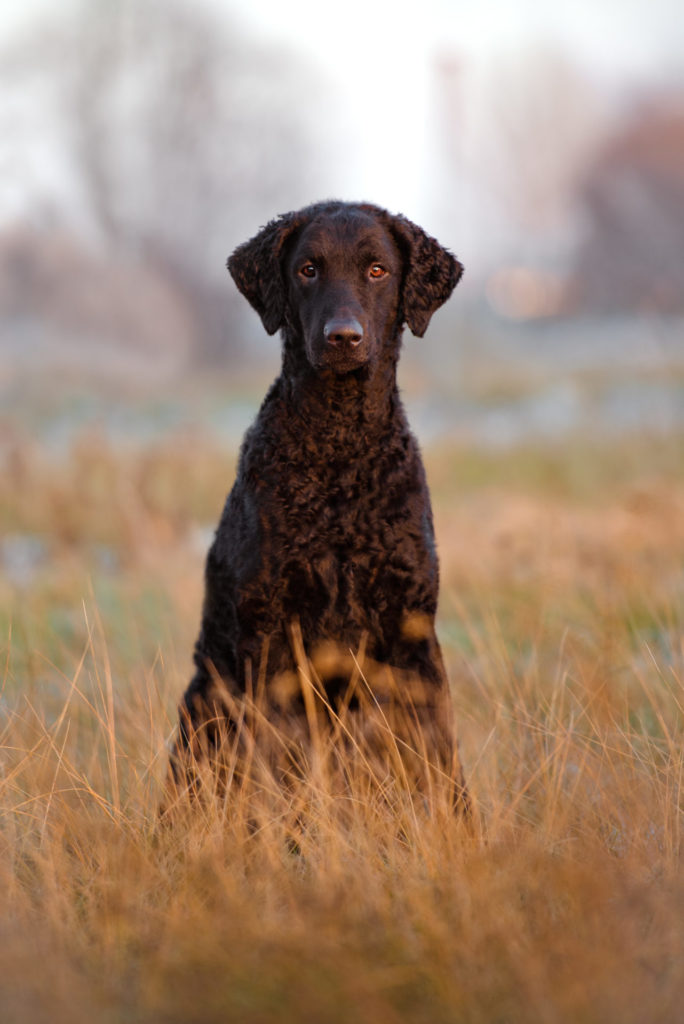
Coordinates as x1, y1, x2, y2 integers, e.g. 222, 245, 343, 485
260, 457, 433, 613
270, 454, 405, 550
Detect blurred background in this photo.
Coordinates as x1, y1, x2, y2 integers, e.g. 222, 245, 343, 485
3, 8, 684, 1018
1, 0, 682, 446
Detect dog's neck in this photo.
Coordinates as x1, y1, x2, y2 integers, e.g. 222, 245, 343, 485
278, 326, 405, 441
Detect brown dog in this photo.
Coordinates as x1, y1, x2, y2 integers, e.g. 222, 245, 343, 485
166, 201, 468, 816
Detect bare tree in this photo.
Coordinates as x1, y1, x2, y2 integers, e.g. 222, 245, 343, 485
567, 96, 684, 314
1, 0, 323, 361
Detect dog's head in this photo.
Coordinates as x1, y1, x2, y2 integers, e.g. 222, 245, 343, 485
228, 201, 463, 374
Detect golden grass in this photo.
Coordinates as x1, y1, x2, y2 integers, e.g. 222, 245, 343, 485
1, 429, 683, 1023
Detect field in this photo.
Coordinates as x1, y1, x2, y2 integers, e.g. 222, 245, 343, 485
1, 424, 683, 1023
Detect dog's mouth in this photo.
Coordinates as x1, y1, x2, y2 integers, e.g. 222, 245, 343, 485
323, 349, 371, 375
309, 337, 373, 375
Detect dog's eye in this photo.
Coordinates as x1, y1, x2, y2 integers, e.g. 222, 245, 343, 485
299, 263, 317, 279
369, 264, 388, 279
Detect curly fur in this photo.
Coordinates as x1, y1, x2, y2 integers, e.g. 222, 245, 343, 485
167, 200, 468, 810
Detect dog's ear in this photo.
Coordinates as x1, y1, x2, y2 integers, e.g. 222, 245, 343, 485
227, 212, 301, 335
388, 214, 463, 338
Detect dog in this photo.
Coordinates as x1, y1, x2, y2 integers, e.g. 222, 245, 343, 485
166, 200, 468, 814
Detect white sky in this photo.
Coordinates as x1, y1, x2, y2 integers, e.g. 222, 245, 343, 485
2, 0, 682, 256
221, 0, 683, 232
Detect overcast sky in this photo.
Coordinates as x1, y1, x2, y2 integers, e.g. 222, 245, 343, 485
2, 0, 682, 261
232, 0, 684, 242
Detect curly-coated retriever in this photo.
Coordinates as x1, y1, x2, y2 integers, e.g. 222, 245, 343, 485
167, 200, 468, 812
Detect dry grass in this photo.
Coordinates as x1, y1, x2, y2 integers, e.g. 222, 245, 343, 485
1, 428, 683, 1023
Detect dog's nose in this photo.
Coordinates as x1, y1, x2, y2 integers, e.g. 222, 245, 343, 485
324, 317, 364, 347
